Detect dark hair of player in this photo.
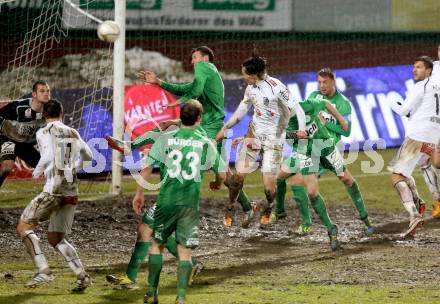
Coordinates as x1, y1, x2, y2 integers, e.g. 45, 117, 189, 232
32, 81, 48, 92
415, 56, 433, 70
318, 67, 335, 80
43, 99, 63, 119
180, 99, 203, 126
242, 56, 267, 77
192, 46, 215, 63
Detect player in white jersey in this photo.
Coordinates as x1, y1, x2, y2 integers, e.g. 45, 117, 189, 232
427, 43, 440, 217
432, 43, 439, 76
388, 56, 440, 236
216, 56, 306, 226
16, 99, 93, 291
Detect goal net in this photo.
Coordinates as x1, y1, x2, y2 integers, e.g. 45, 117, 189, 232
0, 0, 115, 198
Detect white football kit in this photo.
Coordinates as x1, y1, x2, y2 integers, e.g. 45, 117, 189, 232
21, 121, 93, 233
433, 61, 439, 76
225, 75, 305, 173
388, 75, 440, 177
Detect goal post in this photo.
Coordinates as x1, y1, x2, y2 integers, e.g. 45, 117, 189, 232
111, 0, 125, 195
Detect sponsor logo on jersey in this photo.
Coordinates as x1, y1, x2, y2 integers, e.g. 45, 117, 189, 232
315, 94, 326, 100
1, 142, 15, 155
320, 111, 337, 124
305, 122, 318, 137
18, 123, 37, 136
279, 89, 290, 102
25, 108, 32, 118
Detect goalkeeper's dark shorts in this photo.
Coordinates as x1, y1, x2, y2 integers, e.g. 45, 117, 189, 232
0, 136, 40, 167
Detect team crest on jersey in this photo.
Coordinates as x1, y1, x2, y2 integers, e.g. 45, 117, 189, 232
263, 97, 269, 106
25, 108, 32, 118
305, 115, 311, 123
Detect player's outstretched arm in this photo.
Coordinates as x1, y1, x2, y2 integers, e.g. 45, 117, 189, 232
389, 81, 424, 116
139, 68, 193, 96
210, 171, 226, 191
0, 118, 44, 143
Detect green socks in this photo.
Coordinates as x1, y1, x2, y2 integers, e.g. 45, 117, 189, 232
346, 181, 369, 220
147, 254, 163, 294
177, 260, 193, 300
292, 186, 312, 227
126, 241, 150, 282
237, 189, 252, 212
310, 194, 334, 231
275, 179, 287, 214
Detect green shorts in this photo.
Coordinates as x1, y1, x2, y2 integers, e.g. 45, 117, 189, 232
282, 152, 317, 176
318, 148, 346, 177
152, 204, 200, 249
142, 203, 156, 227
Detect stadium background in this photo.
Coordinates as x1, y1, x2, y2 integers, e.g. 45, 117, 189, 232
1, 2, 440, 304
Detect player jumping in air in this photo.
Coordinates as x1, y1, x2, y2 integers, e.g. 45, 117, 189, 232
215, 55, 306, 226
16, 99, 93, 291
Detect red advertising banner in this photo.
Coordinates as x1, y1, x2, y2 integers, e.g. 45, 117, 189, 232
124, 84, 180, 150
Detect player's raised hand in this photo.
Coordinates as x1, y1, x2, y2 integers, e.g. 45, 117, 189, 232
209, 180, 221, 191
158, 119, 176, 131
295, 130, 307, 139
231, 137, 244, 146
132, 193, 145, 215
138, 70, 161, 85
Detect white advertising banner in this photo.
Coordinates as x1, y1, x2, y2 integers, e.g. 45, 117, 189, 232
65, 0, 293, 31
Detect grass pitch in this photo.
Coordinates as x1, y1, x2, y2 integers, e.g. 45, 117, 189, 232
1, 148, 440, 304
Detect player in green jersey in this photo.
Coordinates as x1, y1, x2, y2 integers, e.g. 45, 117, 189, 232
277, 96, 348, 251
274, 68, 375, 236
138, 46, 256, 227
135, 100, 225, 304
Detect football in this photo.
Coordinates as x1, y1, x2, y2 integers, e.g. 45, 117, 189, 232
97, 20, 120, 43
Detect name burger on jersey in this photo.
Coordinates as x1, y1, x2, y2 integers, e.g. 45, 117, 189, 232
167, 138, 204, 149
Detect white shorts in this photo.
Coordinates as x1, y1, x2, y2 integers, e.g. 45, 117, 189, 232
236, 136, 283, 175
20, 192, 77, 234
387, 137, 432, 178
